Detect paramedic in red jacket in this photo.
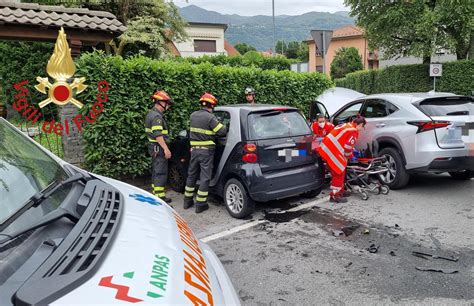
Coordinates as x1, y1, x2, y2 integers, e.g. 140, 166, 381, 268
318, 116, 367, 203
311, 113, 334, 138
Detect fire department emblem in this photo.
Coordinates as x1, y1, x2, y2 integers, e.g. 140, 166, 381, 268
35, 27, 87, 109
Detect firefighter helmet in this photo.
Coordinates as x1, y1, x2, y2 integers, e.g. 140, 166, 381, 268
244, 87, 255, 95
152, 90, 172, 103
199, 93, 218, 107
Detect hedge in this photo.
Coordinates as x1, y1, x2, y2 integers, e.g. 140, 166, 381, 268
335, 60, 474, 95
0, 41, 53, 107
176, 52, 293, 71
75, 53, 333, 178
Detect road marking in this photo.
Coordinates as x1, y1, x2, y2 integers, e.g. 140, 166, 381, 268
200, 196, 330, 243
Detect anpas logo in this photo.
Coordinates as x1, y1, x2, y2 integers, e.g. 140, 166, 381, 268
99, 255, 171, 303
12, 27, 109, 135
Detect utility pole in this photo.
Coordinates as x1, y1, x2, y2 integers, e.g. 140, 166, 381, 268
272, 0, 276, 57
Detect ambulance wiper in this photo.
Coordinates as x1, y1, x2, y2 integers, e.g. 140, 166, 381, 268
0, 173, 90, 245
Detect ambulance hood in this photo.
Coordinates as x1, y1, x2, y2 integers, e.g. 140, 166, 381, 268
50, 175, 239, 305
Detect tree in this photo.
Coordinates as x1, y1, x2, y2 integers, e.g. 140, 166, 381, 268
344, 0, 473, 62
30, 0, 187, 58
234, 43, 256, 55
285, 41, 300, 59
330, 47, 363, 79
275, 40, 287, 55
297, 42, 309, 62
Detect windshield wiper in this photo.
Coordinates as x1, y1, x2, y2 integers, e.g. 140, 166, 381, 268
0, 172, 90, 232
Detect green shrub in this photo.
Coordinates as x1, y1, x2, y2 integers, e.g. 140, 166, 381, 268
0, 41, 53, 107
75, 53, 333, 178
335, 60, 474, 95
180, 53, 292, 71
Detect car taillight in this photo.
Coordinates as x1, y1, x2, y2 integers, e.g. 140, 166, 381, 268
407, 120, 451, 133
244, 143, 257, 152
243, 143, 258, 163
242, 153, 258, 163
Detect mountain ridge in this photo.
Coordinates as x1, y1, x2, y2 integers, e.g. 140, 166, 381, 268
179, 5, 355, 51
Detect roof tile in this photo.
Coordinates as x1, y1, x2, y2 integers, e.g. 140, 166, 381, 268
0, 1, 126, 33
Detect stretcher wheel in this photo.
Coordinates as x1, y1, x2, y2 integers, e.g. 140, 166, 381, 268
375, 186, 381, 195
380, 185, 390, 195
361, 192, 369, 201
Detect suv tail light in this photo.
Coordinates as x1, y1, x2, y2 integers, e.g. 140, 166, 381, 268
407, 120, 451, 133
243, 143, 258, 163
244, 143, 257, 152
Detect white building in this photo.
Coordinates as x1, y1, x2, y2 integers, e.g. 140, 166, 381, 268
171, 22, 239, 58
378, 50, 457, 68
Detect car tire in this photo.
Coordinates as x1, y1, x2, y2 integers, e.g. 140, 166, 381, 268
379, 147, 410, 189
448, 170, 472, 180
224, 178, 255, 219
168, 162, 186, 193
301, 188, 322, 198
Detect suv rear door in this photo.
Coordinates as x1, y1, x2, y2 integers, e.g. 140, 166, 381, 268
416, 96, 474, 149
359, 99, 401, 156
247, 109, 314, 173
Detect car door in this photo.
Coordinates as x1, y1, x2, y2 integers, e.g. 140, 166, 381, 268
309, 101, 330, 122
331, 100, 364, 126
357, 99, 392, 156
213, 111, 231, 177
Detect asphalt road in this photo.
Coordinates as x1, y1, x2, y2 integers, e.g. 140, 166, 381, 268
160, 173, 473, 305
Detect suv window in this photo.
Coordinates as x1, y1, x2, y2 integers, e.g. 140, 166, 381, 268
361, 99, 389, 118
248, 110, 310, 140
418, 97, 473, 116
387, 102, 399, 114
333, 102, 363, 124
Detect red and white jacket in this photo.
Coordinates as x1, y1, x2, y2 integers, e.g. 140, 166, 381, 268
318, 122, 359, 174
311, 121, 335, 138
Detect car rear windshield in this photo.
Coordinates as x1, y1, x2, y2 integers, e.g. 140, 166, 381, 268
248, 110, 311, 139
418, 97, 473, 116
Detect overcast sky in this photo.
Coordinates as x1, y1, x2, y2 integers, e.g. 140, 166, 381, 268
172, 0, 349, 16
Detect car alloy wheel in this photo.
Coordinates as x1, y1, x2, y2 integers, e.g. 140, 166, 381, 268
226, 183, 244, 214
382, 154, 397, 184
168, 163, 185, 192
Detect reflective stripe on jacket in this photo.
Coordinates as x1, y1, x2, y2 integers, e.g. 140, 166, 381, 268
145, 108, 168, 143
189, 109, 227, 147
318, 122, 359, 174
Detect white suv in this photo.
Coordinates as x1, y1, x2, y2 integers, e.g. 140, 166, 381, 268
312, 89, 473, 189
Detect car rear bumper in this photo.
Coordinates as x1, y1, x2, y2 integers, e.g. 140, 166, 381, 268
248, 164, 324, 202
410, 156, 474, 172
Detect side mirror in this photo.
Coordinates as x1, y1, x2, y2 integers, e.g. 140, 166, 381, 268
178, 130, 188, 138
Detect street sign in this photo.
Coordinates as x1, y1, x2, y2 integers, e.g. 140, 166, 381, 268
310, 30, 333, 56
430, 64, 442, 77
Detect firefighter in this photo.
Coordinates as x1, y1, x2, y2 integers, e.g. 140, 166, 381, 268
244, 87, 256, 104
311, 113, 335, 138
183, 93, 228, 213
318, 115, 367, 203
145, 90, 173, 204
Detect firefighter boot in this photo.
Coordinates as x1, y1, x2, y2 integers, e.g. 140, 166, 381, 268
195, 202, 209, 214
183, 197, 194, 209
161, 196, 172, 204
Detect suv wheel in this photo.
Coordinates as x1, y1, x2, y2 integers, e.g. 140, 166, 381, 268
449, 170, 472, 180
224, 179, 255, 219
379, 147, 410, 189
168, 162, 186, 192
